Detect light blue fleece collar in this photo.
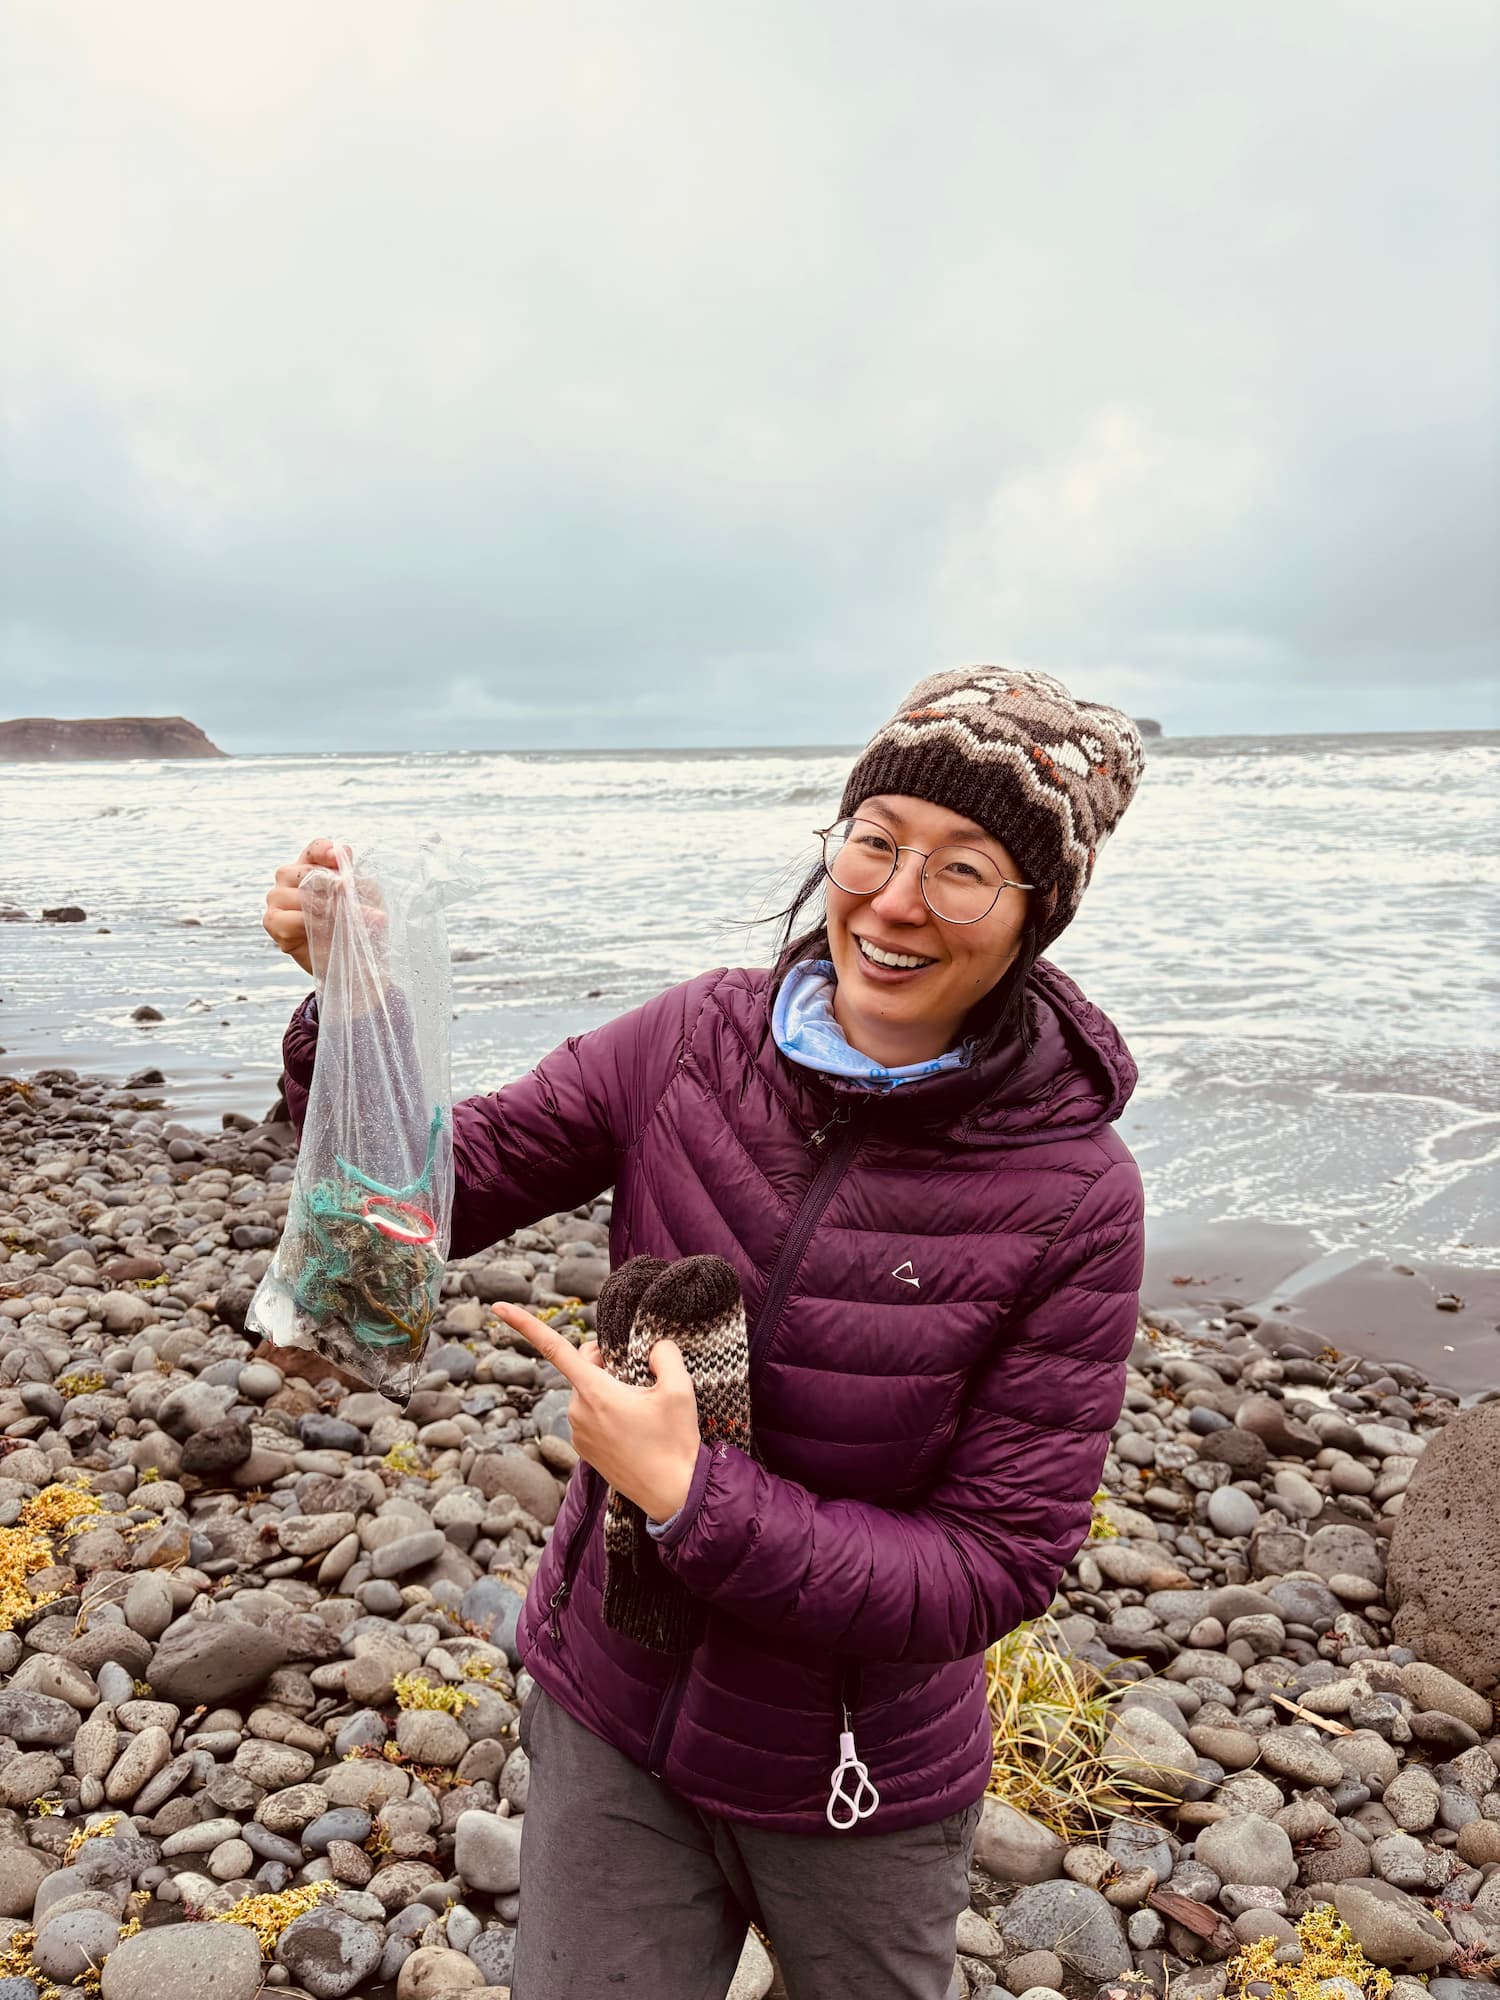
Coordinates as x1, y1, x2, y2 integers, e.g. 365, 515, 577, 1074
770, 960, 971, 1089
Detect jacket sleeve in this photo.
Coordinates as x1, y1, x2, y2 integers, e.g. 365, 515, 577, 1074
280, 976, 704, 1259
654, 1153, 1144, 1663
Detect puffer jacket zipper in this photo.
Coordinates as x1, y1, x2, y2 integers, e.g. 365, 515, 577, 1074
546, 1468, 604, 1648
749, 1108, 865, 1376
643, 1440, 724, 1776
612, 1103, 869, 1783
646, 1646, 697, 1777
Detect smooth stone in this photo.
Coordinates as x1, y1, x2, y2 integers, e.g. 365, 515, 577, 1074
278, 1512, 359, 1557
468, 1450, 562, 1526
302, 1809, 374, 1855
1384, 1767, 1442, 1832
147, 1618, 285, 1706
1219, 1885, 1287, 1919
999, 1881, 1131, 1983
275, 1907, 384, 2000
367, 1860, 445, 1911
160, 1819, 245, 1858
396, 1946, 484, 2000
334, 1711, 390, 1758
1456, 1823, 1500, 1866
1331, 1880, 1457, 1974
1194, 1815, 1296, 1891
208, 1839, 254, 1881
371, 1531, 447, 1578
0, 1691, 80, 1745
395, 1709, 468, 1766
1101, 1705, 1198, 1797
1105, 1820, 1173, 1887
1258, 1728, 1346, 1787
255, 1783, 335, 1833
1189, 1724, 1261, 1771
1371, 1833, 1449, 1893
123, 1575, 174, 1642
973, 1799, 1068, 1883
0, 1753, 65, 1811
104, 1725, 172, 1803
242, 1825, 303, 1865
464, 1930, 516, 1988
1398, 1663, 1493, 1736
453, 1810, 523, 1896
233, 1740, 315, 1789
32, 1909, 121, 1982
1207, 1487, 1263, 1538
99, 1921, 264, 2000
457, 1579, 526, 1666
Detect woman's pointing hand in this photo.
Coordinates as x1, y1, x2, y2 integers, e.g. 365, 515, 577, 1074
490, 1302, 701, 1524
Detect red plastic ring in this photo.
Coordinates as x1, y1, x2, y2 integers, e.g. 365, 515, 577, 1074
362, 1195, 437, 1246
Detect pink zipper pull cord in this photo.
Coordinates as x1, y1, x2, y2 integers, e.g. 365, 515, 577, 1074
825, 1703, 880, 1830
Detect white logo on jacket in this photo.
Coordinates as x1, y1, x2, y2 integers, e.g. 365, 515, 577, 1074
890, 1260, 920, 1289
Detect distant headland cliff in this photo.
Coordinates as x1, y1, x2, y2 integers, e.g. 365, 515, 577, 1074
0, 716, 227, 761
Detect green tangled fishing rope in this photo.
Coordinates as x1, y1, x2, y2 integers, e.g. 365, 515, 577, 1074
284, 1104, 447, 1354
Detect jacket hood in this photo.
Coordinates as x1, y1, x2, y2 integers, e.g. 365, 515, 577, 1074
737, 957, 1137, 1149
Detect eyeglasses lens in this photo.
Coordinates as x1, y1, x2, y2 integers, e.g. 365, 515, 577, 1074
823, 819, 1003, 922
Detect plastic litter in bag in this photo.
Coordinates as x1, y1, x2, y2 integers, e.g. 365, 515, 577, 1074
247, 835, 473, 1397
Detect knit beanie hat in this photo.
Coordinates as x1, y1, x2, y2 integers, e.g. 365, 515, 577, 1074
837, 666, 1146, 953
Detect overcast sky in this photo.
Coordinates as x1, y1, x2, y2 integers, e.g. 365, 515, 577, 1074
3, 1, 1497, 751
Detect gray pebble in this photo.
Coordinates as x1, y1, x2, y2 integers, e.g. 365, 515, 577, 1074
302, 1809, 374, 1854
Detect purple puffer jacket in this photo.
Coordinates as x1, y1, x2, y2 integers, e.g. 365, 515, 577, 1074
282, 958, 1145, 1835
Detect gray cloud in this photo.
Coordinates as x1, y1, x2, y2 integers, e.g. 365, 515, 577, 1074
2, 0, 1497, 747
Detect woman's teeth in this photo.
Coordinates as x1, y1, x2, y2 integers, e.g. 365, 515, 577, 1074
857, 938, 936, 970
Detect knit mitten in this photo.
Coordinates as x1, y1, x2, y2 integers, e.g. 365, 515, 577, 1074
594, 1256, 669, 1593
636, 1256, 755, 1458
598, 1253, 754, 1653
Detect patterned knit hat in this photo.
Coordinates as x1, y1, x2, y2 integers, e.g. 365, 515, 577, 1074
837, 666, 1146, 953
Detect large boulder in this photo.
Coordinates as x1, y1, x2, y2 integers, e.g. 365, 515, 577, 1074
1386, 1402, 1500, 1699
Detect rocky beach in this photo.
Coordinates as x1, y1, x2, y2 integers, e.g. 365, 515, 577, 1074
2, 1061, 1499, 2000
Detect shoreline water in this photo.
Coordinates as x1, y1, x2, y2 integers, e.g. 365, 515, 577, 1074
3, 729, 1496, 1283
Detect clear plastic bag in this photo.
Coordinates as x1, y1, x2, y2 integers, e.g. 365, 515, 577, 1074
247, 835, 474, 1397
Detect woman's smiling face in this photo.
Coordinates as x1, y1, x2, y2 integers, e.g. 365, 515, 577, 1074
825, 794, 1033, 1068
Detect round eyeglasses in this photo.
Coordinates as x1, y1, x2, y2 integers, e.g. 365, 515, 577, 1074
817, 818, 1034, 925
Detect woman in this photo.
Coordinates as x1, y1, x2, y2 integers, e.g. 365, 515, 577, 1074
263, 666, 1148, 2000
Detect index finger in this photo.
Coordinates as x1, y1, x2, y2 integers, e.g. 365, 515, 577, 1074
490, 1302, 584, 1383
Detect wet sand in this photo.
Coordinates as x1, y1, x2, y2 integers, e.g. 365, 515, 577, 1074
1142, 1211, 1500, 1399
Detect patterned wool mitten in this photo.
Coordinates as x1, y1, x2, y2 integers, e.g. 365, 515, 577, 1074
594, 1256, 670, 1593
635, 1256, 756, 1459
599, 1253, 754, 1653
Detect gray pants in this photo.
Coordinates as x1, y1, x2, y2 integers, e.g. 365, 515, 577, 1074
513, 1686, 980, 2000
